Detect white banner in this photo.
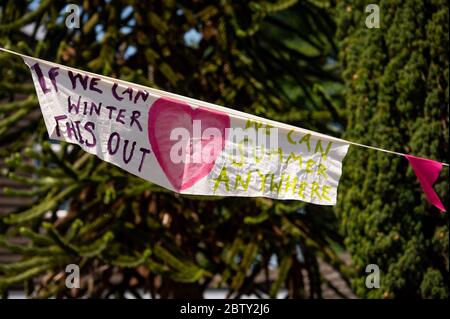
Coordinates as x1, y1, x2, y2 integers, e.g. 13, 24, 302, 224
23, 56, 349, 205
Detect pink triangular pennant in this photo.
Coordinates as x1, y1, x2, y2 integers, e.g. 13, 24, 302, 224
405, 155, 446, 212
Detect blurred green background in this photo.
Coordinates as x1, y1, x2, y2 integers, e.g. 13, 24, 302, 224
0, 0, 448, 298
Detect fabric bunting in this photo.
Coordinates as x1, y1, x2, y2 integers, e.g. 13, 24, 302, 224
0, 47, 447, 211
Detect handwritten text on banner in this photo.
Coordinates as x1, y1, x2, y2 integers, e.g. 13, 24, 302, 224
24, 56, 349, 205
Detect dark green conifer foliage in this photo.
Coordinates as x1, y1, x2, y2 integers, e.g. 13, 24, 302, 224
336, 0, 448, 298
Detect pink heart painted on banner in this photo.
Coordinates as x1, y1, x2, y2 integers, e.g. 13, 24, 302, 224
148, 97, 230, 191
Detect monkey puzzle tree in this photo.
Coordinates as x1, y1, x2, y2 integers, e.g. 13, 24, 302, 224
0, 0, 352, 298
336, 0, 449, 298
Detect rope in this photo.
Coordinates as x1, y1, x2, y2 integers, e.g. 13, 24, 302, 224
1, 47, 448, 167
